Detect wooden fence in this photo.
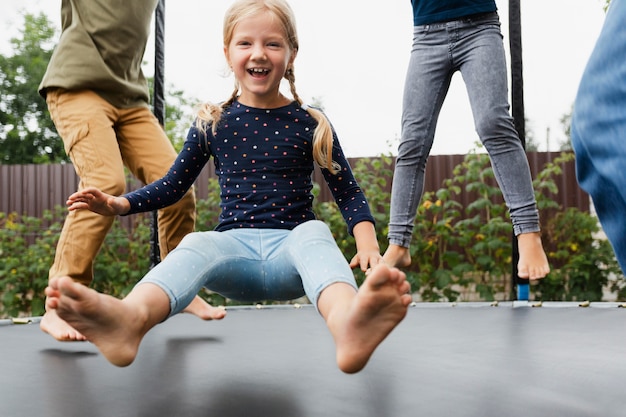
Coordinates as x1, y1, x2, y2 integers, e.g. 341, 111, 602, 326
0, 152, 589, 223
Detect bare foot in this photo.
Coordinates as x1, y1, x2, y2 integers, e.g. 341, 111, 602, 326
45, 276, 168, 367
517, 232, 550, 280
382, 244, 412, 268
326, 264, 412, 374
40, 308, 87, 341
183, 295, 226, 320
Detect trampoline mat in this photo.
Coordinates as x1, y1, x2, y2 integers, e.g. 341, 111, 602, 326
1, 303, 625, 417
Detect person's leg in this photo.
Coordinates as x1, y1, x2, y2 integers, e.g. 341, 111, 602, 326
571, 0, 626, 273
143, 229, 304, 311
45, 263, 410, 372
45, 276, 170, 367
116, 106, 196, 257
282, 221, 412, 373
385, 24, 454, 267
318, 264, 411, 374
42, 89, 128, 340
44, 227, 317, 366
457, 15, 549, 279
47, 89, 127, 283
116, 107, 221, 319
46, 223, 411, 371
44, 229, 262, 366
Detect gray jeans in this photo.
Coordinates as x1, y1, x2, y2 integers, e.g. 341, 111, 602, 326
388, 12, 540, 247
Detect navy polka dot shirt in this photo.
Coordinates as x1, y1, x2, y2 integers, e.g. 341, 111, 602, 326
124, 101, 374, 235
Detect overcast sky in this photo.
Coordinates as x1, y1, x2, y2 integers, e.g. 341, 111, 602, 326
2, 0, 607, 157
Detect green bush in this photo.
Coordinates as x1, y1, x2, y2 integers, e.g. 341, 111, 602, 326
538, 207, 623, 301
315, 150, 625, 303
1, 151, 624, 319
0, 207, 155, 318
0, 211, 54, 318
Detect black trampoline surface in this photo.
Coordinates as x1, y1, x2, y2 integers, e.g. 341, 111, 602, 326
1, 302, 625, 417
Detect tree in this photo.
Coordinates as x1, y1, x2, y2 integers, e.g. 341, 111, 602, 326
558, 108, 573, 151
1, 12, 199, 164
0, 12, 66, 164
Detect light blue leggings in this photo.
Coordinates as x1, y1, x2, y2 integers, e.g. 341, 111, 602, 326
137, 220, 357, 316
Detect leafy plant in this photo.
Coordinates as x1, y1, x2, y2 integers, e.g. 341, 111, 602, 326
1, 151, 624, 319
0, 207, 155, 318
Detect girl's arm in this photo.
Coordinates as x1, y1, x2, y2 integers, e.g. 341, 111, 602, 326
123, 125, 211, 215
321, 132, 376, 233
67, 124, 211, 217
320, 128, 381, 270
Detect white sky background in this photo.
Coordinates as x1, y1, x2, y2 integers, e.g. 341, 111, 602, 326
2, 0, 607, 157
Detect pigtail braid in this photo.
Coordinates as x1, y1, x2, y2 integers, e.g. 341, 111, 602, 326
286, 69, 339, 174
195, 86, 240, 153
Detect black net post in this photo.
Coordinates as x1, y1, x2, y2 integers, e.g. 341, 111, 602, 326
150, 0, 166, 268
508, 0, 529, 300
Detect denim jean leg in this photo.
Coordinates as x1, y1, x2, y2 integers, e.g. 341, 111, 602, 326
571, 0, 626, 272
388, 25, 455, 247
456, 16, 540, 235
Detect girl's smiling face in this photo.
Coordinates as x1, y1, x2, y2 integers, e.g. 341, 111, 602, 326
225, 11, 296, 109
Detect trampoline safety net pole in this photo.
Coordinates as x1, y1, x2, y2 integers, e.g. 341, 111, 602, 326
508, 0, 529, 300
150, 0, 166, 269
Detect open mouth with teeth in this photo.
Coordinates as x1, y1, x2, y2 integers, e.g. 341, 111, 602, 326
248, 68, 270, 77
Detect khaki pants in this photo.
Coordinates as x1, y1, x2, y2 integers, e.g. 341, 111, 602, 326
46, 89, 196, 285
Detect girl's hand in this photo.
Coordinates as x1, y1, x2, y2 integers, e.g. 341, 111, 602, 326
350, 221, 382, 272
66, 187, 130, 216
349, 249, 384, 272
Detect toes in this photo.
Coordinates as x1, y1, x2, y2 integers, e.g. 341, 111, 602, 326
401, 293, 413, 306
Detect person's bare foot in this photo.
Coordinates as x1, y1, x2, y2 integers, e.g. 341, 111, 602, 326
183, 295, 226, 320
517, 232, 550, 280
382, 244, 412, 268
40, 308, 87, 341
45, 276, 168, 367
328, 264, 412, 374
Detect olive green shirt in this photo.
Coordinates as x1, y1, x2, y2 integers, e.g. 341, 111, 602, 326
39, 0, 158, 108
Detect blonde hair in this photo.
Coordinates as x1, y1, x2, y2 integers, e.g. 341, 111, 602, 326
196, 0, 339, 173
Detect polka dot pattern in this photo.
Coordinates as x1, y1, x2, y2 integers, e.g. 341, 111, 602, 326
125, 101, 374, 234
